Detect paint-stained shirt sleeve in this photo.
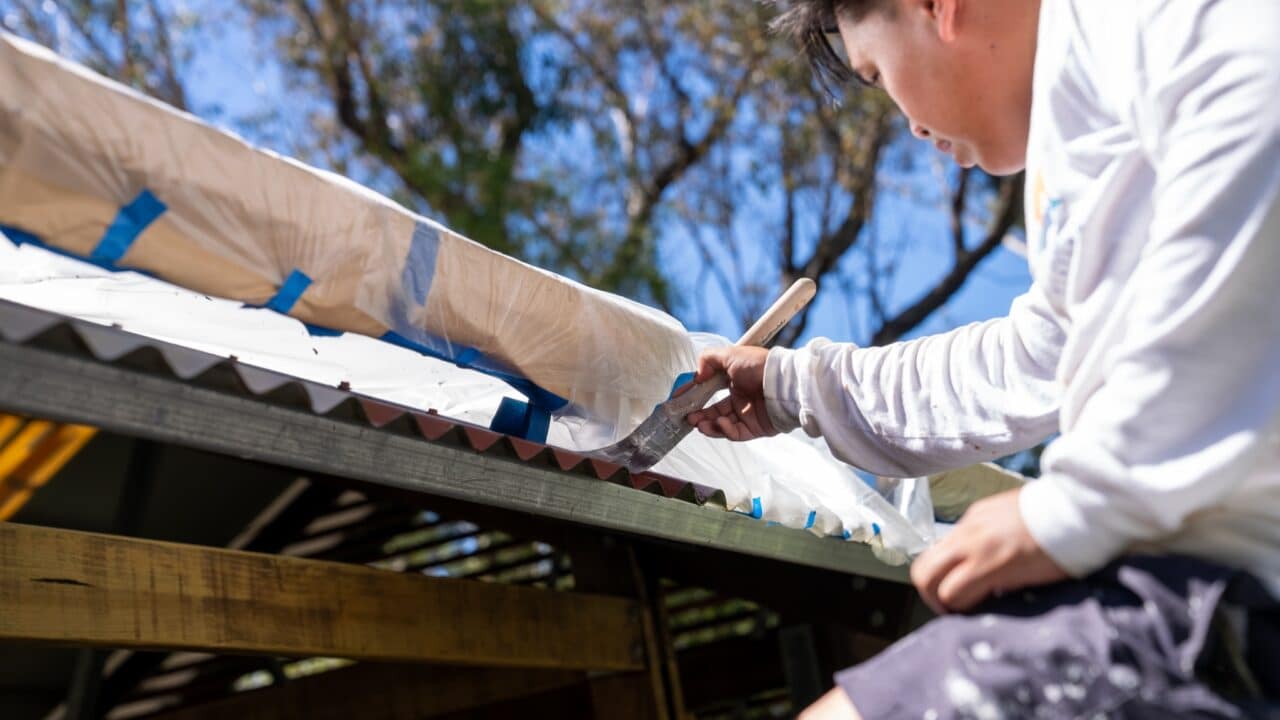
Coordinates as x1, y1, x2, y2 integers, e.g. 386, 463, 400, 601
1018, 2, 1280, 577
763, 279, 1065, 478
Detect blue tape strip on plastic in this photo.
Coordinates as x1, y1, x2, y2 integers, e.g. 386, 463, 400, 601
804, 511, 816, 530
91, 189, 166, 265
872, 522, 881, 536
0, 224, 42, 247
304, 323, 344, 338
668, 371, 695, 399
404, 222, 440, 305
265, 269, 312, 314
525, 404, 551, 442
6, 215, 566, 422
380, 330, 568, 413
842, 530, 853, 540
1, 223, 158, 275
490, 396, 551, 443
491, 397, 528, 437
454, 347, 482, 366
751, 496, 763, 519
381, 220, 567, 415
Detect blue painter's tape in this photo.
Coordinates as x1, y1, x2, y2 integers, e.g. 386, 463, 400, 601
91, 189, 166, 265
520, 384, 568, 414
842, 529, 853, 540
265, 269, 312, 314
1, 223, 156, 276
526, 403, 551, 443
667, 371, 696, 399
379, 330, 569, 414
304, 323, 344, 338
490, 396, 551, 443
751, 496, 763, 519
804, 511, 816, 530
490, 397, 527, 437
381, 220, 567, 415
872, 522, 881, 536
403, 222, 440, 305
453, 346, 482, 366
0, 224, 42, 247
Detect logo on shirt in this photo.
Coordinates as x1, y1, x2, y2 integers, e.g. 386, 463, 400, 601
1028, 170, 1063, 256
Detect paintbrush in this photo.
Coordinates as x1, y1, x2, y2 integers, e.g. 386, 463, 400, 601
591, 278, 817, 473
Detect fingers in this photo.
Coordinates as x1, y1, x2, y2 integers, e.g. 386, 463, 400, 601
688, 396, 763, 441
696, 418, 726, 439
733, 394, 768, 438
688, 395, 733, 428
715, 413, 750, 441
694, 347, 730, 383
910, 543, 964, 615
685, 346, 774, 441
935, 562, 989, 614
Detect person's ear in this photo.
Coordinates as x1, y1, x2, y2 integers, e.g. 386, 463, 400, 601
930, 0, 960, 43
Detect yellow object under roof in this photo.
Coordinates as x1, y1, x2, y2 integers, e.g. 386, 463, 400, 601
0, 413, 96, 520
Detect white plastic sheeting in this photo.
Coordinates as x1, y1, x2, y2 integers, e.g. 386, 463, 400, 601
0, 30, 692, 436
0, 237, 937, 562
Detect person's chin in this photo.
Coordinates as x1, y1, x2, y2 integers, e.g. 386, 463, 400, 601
974, 145, 1027, 176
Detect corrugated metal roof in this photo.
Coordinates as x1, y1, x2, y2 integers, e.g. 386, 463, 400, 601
0, 297, 727, 508
0, 292, 911, 585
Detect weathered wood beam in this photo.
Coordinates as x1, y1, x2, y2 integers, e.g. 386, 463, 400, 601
0, 522, 643, 671
142, 663, 586, 720
0, 336, 909, 583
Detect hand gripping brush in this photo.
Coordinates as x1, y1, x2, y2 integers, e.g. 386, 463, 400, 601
591, 278, 817, 473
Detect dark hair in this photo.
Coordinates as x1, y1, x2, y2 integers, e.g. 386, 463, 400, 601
769, 0, 885, 93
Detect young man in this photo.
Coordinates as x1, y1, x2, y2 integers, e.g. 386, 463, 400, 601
687, 0, 1280, 717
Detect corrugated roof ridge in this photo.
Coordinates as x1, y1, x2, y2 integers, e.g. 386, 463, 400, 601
0, 297, 726, 509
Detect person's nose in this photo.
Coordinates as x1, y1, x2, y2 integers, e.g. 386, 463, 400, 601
910, 122, 932, 140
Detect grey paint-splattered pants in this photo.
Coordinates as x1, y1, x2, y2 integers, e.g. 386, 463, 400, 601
836, 555, 1280, 719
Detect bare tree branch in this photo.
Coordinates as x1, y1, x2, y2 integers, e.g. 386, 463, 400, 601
949, 167, 971, 257
871, 174, 1023, 345
146, 0, 188, 109
116, 0, 135, 85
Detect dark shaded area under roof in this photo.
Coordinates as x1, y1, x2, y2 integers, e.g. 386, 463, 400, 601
0, 297, 918, 719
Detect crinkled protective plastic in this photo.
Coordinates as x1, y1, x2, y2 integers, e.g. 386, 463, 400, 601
0, 31, 694, 436
0, 238, 938, 562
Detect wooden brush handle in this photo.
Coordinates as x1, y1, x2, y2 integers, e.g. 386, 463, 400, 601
735, 278, 817, 347
671, 278, 817, 414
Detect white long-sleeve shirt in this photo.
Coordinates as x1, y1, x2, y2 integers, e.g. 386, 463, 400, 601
765, 0, 1280, 591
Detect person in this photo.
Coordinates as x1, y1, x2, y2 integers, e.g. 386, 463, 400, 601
685, 0, 1280, 717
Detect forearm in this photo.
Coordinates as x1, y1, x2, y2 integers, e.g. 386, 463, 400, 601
765, 288, 1063, 477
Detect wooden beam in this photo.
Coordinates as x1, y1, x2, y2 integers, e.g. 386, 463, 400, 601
141, 663, 587, 720
569, 540, 686, 720
0, 522, 643, 671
